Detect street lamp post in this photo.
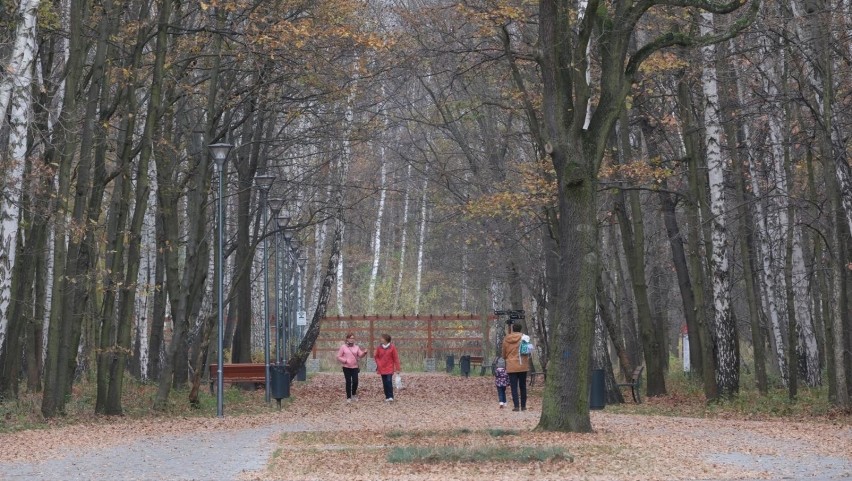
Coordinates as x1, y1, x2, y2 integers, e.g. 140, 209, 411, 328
254, 174, 276, 403
209, 142, 232, 418
268, 198, 285, 365
298, 255, 307, 342
275, 210, 290, 363
282, 229, 293, 359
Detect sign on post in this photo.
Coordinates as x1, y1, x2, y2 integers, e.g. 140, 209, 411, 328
297, 310, 307, 326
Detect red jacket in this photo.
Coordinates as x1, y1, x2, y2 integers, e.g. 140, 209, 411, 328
374, 343, 401, 375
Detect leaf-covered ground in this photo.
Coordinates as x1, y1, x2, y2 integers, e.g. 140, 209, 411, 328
1, 372, 850, 480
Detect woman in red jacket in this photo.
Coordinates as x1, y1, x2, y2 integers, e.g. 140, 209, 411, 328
373, 333, 401, 402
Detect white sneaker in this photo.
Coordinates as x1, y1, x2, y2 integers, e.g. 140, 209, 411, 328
499, 402, 505, 408
385, 397, 394, 402
351, 395, 358, 401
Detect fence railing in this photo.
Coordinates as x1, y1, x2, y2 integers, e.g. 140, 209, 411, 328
312, 314, 497, 363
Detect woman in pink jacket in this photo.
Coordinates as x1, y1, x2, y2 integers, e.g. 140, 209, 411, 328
336, 332, 367, 402
373, 333, 401, 402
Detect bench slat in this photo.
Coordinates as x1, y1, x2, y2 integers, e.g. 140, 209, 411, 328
208, 364, 268, 393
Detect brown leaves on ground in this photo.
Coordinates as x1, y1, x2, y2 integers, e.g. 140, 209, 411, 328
2, 372, 850, 481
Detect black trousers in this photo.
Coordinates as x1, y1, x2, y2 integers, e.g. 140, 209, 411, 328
343, 367, 360, 398
509, 371, 528, 409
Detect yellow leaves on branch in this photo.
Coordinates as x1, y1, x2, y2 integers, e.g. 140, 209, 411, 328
599, 156, 674, 185
242, 0, 390, 53
638, 51, 688, 75
461, 161, 556, 221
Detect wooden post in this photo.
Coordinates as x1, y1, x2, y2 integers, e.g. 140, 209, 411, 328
427, 315, 433, 358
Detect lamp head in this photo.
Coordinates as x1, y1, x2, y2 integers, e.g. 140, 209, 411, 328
268, 197, 285, 215
254, 174, 276, 193
209, 143, 233, 168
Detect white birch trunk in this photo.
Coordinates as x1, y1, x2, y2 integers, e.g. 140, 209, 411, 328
735, 56, 788, 384
787, 0, 841, 388
393, 164, 411, 312
759, 31, 795, 383
702, 12, 738, 394
0, 0, 40, 348
367, 155, 387, 313
414, 174, 428, 315
791, 228, 820, 385
336, 220, 345, 316
310, 210, 328, 316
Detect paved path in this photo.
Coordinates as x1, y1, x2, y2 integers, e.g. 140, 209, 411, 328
1, 422, 308, 481
1, 373, 850, 481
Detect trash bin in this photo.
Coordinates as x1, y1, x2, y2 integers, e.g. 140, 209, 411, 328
270, 365, 290, 406
590, 368, 605, 410
446, 355, 454, 373
297, 363, 307, 381
460, 355, 471, 377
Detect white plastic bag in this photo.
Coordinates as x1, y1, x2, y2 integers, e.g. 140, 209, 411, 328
394, 373, 404, 390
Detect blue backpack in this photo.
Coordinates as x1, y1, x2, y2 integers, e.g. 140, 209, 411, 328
519, 338, 532, 356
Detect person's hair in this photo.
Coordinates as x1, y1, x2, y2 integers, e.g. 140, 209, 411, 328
345, 332, 355, 340
381, 333, 392, 343
512, 323, 522, 333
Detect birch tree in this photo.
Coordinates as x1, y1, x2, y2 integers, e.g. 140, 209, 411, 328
701, 11, 738, 397
0, 0, 40, 355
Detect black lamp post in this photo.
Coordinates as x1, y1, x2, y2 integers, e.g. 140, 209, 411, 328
254, 174, 275, 403
268, 198, 284, 364
209, 142, 232, 418
275, 210, 290, 363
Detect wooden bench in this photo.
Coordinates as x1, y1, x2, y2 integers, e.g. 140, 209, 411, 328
469, 356, 486, 375
617, 365, 644, 403
209, 363, 267, 394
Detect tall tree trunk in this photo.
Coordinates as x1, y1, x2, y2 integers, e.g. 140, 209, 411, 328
717, 44, 768, 394
701, 12, 738, 398
0, 0, 39, 361
393, 164, 412, 312
414, 174, 429, 315
677, 71, 715, 396
147, 205, 166, 381
367, 156, 387, 313
41, 0, 87, 418
614, 116, 665, 397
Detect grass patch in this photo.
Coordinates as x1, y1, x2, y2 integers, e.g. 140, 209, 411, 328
486, 428, 518, 437
606, 360, 848, 423
388, 445, 570, 463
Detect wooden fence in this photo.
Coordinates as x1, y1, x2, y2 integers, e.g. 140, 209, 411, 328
312, 314, 497, 366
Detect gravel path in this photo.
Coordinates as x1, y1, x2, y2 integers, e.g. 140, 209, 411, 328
1, 373, 850, 481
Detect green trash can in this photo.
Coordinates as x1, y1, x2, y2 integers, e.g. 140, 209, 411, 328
590, 369, 605, 410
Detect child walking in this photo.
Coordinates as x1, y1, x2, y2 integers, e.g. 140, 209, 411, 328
495, 358, 509, 408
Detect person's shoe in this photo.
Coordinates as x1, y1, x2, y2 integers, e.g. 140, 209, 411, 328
385, 397, 394, 402
351, 395, 358, 401
521, 407, 527, 411
512, 407, 519, 412
499, 402, 505, 408
346, 398, 351, 403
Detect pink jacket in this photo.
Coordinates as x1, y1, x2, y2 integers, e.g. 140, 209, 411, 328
373, 343, 401, 375
336, 343, 366, 368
